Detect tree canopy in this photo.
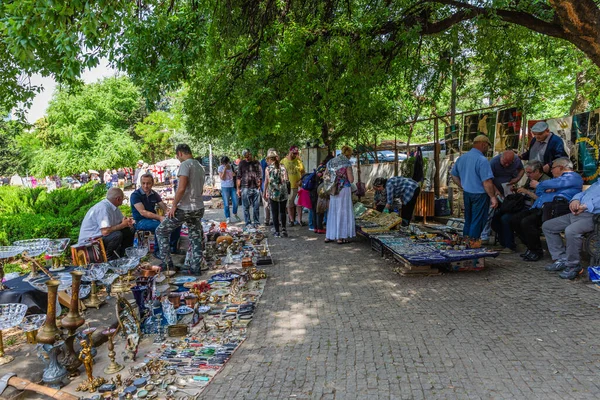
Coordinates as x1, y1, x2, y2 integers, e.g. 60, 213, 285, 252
1, 1, 599, 152
20, 77, 146, 176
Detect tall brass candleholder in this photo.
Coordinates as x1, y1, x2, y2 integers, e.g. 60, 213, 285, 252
61, 271, 85, 334
36, 279, 61, 345
102, 328, 124, 374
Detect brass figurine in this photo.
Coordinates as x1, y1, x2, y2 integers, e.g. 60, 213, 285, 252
76, 339, 106, 392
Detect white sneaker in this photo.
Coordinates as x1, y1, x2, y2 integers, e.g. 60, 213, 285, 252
226, 218, 231, 223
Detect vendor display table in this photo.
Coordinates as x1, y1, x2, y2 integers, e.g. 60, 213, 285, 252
0, 266, 78, 314
356, 220, 499, 274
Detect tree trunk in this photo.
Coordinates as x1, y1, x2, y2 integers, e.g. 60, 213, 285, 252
569, 65, 589, 115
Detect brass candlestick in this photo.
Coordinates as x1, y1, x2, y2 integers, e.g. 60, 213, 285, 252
37, 279, 61, 345
61, 271, 85, 334
102, 328, 123, 374
84, 280, 104, 309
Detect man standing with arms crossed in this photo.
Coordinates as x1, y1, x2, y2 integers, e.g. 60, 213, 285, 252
156, 144, 205, 274
451, 135, 499, 239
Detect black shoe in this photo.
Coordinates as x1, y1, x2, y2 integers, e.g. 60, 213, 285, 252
520, 250, 531, 258
524, 251, 543, 262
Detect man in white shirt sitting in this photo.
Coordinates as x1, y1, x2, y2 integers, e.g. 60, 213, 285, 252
78, 187, 135, 259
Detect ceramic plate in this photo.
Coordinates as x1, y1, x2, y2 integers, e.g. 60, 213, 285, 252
198, 306, 211, 313
172, 276, 197, 285
211, 289, 230, 297
210, 273, 239, 282
211, 281, 230, 288
176, 306, 194, 315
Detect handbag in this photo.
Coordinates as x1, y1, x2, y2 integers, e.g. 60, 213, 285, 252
323, 169, 340, 196
499, 194, 526, 214
541, 196, 571, 222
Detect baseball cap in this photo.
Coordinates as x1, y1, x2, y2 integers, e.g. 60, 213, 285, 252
473, 135, 492, 145
289, 146, 299, 154
137, 160, 143, 165
531, 121, 549, 133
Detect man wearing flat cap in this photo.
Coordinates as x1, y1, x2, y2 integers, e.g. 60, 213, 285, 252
451, 135, 499, 239
520, 121, 567, 175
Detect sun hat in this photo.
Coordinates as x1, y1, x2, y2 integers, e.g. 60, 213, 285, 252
267, 149, 279, 159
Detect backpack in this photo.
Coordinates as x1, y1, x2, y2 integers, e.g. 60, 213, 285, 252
301, 170, 317, 191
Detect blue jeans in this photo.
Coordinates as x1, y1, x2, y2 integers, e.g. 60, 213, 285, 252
241, 188, 260, 225
221, 187, 238, 219
136, 218, 181, 255
463, 192, 490, 239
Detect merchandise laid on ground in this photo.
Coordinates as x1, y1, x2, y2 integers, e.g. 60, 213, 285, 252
0, 222, 271, 398
354, 204, 499, 275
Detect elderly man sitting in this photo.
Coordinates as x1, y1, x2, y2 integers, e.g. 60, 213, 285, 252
509, 157, 583, 261
542, 180, 600, 279
130, 173, 181, 258
78, 187, 135, 259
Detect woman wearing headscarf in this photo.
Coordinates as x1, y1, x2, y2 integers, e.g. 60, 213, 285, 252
325, 146, 355, 244
263, 150, 289, 237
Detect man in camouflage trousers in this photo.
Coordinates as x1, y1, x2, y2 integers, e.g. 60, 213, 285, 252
156, 144, 206, 274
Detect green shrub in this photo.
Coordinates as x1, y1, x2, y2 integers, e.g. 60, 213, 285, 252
0, 184, 107, 245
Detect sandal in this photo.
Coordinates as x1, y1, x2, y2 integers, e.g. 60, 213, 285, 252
337, 239, 350, 244
324, 239, 333, 243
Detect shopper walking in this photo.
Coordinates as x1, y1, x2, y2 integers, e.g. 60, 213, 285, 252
218, 156, 241, 223
325, 146, 355, 244
263, 150, 289, 237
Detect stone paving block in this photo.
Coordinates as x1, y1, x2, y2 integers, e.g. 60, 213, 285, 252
199, 209, 600, 400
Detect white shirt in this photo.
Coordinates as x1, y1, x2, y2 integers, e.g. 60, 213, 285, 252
78, 199, 124, 244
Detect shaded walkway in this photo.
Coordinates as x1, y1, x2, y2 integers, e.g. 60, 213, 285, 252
202, 220, 600, 399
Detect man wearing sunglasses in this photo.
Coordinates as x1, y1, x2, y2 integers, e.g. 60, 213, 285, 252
520, 121, 567, 175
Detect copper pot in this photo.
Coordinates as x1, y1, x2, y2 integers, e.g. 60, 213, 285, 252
184, 294, 198, 307
141, 265, 161, 277
168, 293, 181, 308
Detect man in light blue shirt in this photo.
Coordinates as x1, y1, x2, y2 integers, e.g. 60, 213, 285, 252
542, 179, 600, 279
451, 135, 498, 239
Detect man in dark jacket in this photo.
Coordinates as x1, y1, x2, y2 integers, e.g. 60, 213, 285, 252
520, 121, 567, 175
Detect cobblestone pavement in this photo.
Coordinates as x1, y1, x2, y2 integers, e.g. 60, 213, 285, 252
202, 216, 600, 399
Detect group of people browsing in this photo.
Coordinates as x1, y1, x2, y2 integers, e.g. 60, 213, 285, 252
451, 121, 596, 280
219, 145, 358, 244
78, 144, 206, 274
